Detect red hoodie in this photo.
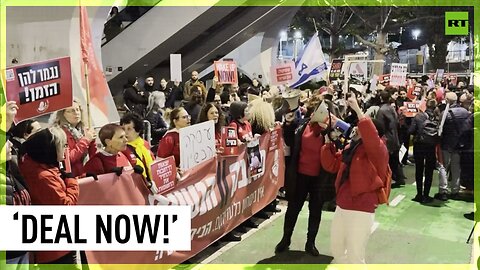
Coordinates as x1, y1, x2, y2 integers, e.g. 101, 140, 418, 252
157, 130, 181, 167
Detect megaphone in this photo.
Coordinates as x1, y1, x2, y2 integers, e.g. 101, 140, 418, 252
311, 101, 352, 138
282, 89, 301, 111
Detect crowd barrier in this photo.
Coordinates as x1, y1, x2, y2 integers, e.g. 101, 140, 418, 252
77, 127, 285, 265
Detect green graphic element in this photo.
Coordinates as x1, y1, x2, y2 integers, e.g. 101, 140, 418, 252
445, 11, 469, 35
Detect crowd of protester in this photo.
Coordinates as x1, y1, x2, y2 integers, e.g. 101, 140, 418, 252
1, 68, 476, 267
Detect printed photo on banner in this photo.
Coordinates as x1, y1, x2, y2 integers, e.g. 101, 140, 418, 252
5, 56, 73, 123
246, 137, 264, 179
329, 59, 344, 81
214, 60, 238, 84
151, 156, 177, 194
179, 120, 216, 170
221, 126, 239, 156
435, 69, 445, 84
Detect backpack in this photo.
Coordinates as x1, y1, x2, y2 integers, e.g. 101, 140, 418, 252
417, 112, 439, 145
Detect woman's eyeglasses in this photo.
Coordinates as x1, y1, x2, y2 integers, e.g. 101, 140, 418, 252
178, 115, 191, 120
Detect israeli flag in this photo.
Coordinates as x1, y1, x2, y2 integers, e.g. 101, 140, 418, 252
290, 32, 328, 89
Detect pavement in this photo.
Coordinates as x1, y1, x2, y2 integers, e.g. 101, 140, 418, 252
179, 163, 474, 267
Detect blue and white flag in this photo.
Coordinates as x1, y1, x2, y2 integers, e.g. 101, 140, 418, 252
289, 32, 328, 89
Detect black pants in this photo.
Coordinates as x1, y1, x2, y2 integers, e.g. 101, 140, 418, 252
389, 150, 401, 182
283, 173, 324, 241
399, 128, 410, 164
413, 143, 436, 197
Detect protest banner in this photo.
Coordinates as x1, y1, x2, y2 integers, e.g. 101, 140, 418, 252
329, 59, 344, 82
379, 74, 390, 86
270, 61, 295, 85
390, 63, 408, 86
214, 61, 238, 84
5, 57, 73, 123
221, 126, 239, 156
179, 120, 216, 170
435, 69, 445, 84
170, 54, 182, 82
77, 129, 285, 264
404, 101, 421, 117
151, 156, 177, 194
447, 73, 458, 86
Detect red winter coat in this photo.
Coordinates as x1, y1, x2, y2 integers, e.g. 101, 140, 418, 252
63, 127, 97, 177
20, 155, 79, 263
157, 130, 181, 167
321, 117, 389, 213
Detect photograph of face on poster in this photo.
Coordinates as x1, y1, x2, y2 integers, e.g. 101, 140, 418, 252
247, 136, 264, 179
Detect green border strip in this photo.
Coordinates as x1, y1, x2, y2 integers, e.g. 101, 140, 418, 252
1, 0, 479, 269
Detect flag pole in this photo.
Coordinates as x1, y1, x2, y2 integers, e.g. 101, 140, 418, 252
84, 61, 92, 129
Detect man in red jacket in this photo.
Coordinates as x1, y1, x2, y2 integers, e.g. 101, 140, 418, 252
321, 94, 389, 264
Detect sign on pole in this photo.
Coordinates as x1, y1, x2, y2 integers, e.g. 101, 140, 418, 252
4, 56, 73, 123
179, 120, 216, 170
270, 61, 295, 85
390, 63, 408, 86
170, 54, 182, 82
214, 61, 238, 84
329, 59, 344, 82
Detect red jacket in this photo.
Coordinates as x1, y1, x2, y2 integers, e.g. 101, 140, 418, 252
19, 155, 79, 263
157, 130, 181, 167
321, 118, 388, 213
83, 151, 132, 175
63, 127, 97, 177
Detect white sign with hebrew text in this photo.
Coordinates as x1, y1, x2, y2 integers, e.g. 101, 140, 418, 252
179, 120, 216, 170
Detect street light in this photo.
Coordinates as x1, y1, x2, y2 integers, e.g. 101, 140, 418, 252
293, 30, 303, 61
412, 29, 421, 40
279, 30, 288, 59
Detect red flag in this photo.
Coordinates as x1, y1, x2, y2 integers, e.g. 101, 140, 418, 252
79, 6, 119, 126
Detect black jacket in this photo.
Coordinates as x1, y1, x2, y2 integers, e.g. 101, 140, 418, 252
440, 104, 471, 151
376, 103, 400, 153
124, 86, 149, 116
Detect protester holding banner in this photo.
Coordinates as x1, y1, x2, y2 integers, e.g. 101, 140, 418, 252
157, 107, 191, 167
50, 100, 97, 177
275, 97, 330, 257
228, 101, 253, 142
248, 98, 276, 135
321, 94, 389, 264
197, 103, 225, 148
83, 124, 133, 176
121, 113, 155, 180
20, 126, 80, 267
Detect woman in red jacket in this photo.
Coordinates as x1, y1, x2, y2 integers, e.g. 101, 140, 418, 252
84, 123, 132, 175
320, 95, 389, 264
157, 107, 191, 167
20, 126, 80, 268
228, 101, 253, 142
50, 100, 97, 176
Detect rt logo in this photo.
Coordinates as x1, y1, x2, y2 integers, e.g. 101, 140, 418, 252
445, 12, 469, 35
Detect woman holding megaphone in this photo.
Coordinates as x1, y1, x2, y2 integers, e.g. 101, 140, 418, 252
275, 96, 338, 257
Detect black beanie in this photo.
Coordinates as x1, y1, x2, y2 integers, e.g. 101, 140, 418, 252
23, 128, 59, 166
127, 77, 137, 85
229, 101, 247, 120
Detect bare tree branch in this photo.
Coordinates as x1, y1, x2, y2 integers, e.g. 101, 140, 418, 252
385, 15, 442, 31
348, 6, 376, 30
380, 7, 392, 30
339, 12, 354, 32
354, 34, 383, 52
